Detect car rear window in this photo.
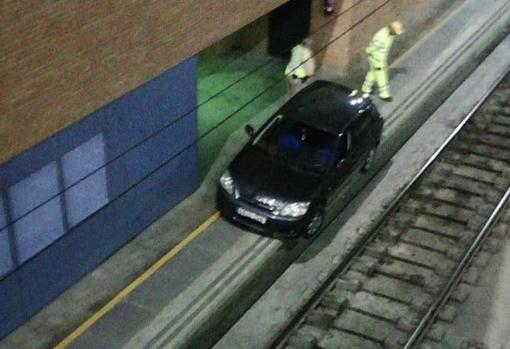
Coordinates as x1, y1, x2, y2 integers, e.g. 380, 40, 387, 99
254, 117, 337, 172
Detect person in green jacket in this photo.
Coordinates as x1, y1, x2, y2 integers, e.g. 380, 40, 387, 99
361, 21, 403, 102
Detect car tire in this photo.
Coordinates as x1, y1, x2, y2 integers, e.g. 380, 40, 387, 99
361, 147, 376, 173
302, 209, 324, 238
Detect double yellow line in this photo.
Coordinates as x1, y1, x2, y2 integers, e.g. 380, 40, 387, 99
54, 212, 220, 349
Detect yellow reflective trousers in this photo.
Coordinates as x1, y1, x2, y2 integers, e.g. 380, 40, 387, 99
362, 27, 394, 99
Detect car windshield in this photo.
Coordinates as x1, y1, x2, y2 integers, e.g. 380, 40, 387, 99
254, 116, 337, 172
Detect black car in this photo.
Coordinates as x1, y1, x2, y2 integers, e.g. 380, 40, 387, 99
217, 80, 383, 237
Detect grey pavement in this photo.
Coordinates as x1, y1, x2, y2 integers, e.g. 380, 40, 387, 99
2, 0, 510, 348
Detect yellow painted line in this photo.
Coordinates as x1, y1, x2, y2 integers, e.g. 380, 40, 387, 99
53, 211, 220, 349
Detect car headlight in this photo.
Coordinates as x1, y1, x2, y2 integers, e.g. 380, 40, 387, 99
219, 170, 234, 195
256, 195, 310, 217
277, 201, 310, 217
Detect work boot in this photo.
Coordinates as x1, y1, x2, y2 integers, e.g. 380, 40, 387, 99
380, 96, 393, 102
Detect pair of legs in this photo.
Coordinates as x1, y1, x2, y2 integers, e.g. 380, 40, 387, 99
287, 74, 309, 97
361, 58, 391, 100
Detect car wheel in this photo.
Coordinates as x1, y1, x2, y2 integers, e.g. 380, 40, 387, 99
302, 210, 324, 238
361, 147, 376, 173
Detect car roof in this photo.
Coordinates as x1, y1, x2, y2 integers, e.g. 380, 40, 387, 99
280, 80, 371, 134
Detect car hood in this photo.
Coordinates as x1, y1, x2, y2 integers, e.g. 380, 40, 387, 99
229, 146, 323, 202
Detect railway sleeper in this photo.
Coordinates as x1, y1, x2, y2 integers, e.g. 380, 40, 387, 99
413, 187, 489, 212
286, 331, 318, 349
447, 246, 466, 260
443, 151, 507, 173
334, 278, 363, 293
450, 283, 471, 303
481, 236, 501, 253
490, 89, 510, 103
461, 267, 481, 286
384, 214, 415, 230
318, 328, 381, 349
423, 281, 445, 296
487, 102, 510, 116
464, 128, 510, 147
433, 259, 457, 277
412, 215, 469, 240
458, 232, 479, 247
418, 342, 435, 349
305, 309, 337, 330
379, 228, 404, 244
349, 292, 408, 323
361, 273, 431, 307
378, 262, 439, 290
460, 132, 510, 152
389, 242, 443, 270
486, 123, 510, 139
425, 323, 446, 342
494, 106, 510, 118
320, 294, 349, 314
494, 176, 510, 192
472, 251, 491, 268
492, 223, 509, 238
333, 309, 397, 343
422, 172, 501, 203
401, 228, 455, 254
453, 141, 510, 162
364, 243, 389, 261
437, 304, 458, 323
403, 199, 480, 223
410, 294, 434, 312
434, 162, 501, 185
468, 214, 492, 230
396, 312, 420, 332
350, 256, 379, 276
290, 323, 326, 345
383, 330, 409, 349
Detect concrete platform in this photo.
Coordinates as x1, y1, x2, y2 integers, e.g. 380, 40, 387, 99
2, 0, 510, 348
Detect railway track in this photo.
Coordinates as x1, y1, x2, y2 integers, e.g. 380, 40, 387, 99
273, 72, 510, 349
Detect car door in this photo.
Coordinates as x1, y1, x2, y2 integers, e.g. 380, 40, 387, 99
325, 132, 356, 210
325, 111, 373, 210
349, 110, 374, 162
370, 106, 384, 145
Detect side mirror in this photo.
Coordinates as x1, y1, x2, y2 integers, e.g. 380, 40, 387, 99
245, 124, 255, 138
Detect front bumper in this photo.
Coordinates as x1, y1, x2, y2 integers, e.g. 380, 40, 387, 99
216, 188, 308, 237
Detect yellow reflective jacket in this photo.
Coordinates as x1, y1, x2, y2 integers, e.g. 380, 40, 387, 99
285, 44, 314, 78
366, 26, 394, 68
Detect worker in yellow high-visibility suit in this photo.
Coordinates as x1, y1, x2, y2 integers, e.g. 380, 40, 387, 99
285, 38, 316, 97
361, 21, 403, 102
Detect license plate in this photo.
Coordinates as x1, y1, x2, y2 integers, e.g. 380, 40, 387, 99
237, 207, 267, 224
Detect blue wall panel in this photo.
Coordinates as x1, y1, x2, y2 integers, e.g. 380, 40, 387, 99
0, 57, 198, 339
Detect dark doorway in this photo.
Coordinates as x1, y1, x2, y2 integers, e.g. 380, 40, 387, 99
268, 0, 312, 58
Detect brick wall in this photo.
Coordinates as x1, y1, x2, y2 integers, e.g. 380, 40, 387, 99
309, 0, 459, 79
0, 0, 288, 165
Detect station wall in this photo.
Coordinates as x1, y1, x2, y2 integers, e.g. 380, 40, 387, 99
0, 57, 198, 339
